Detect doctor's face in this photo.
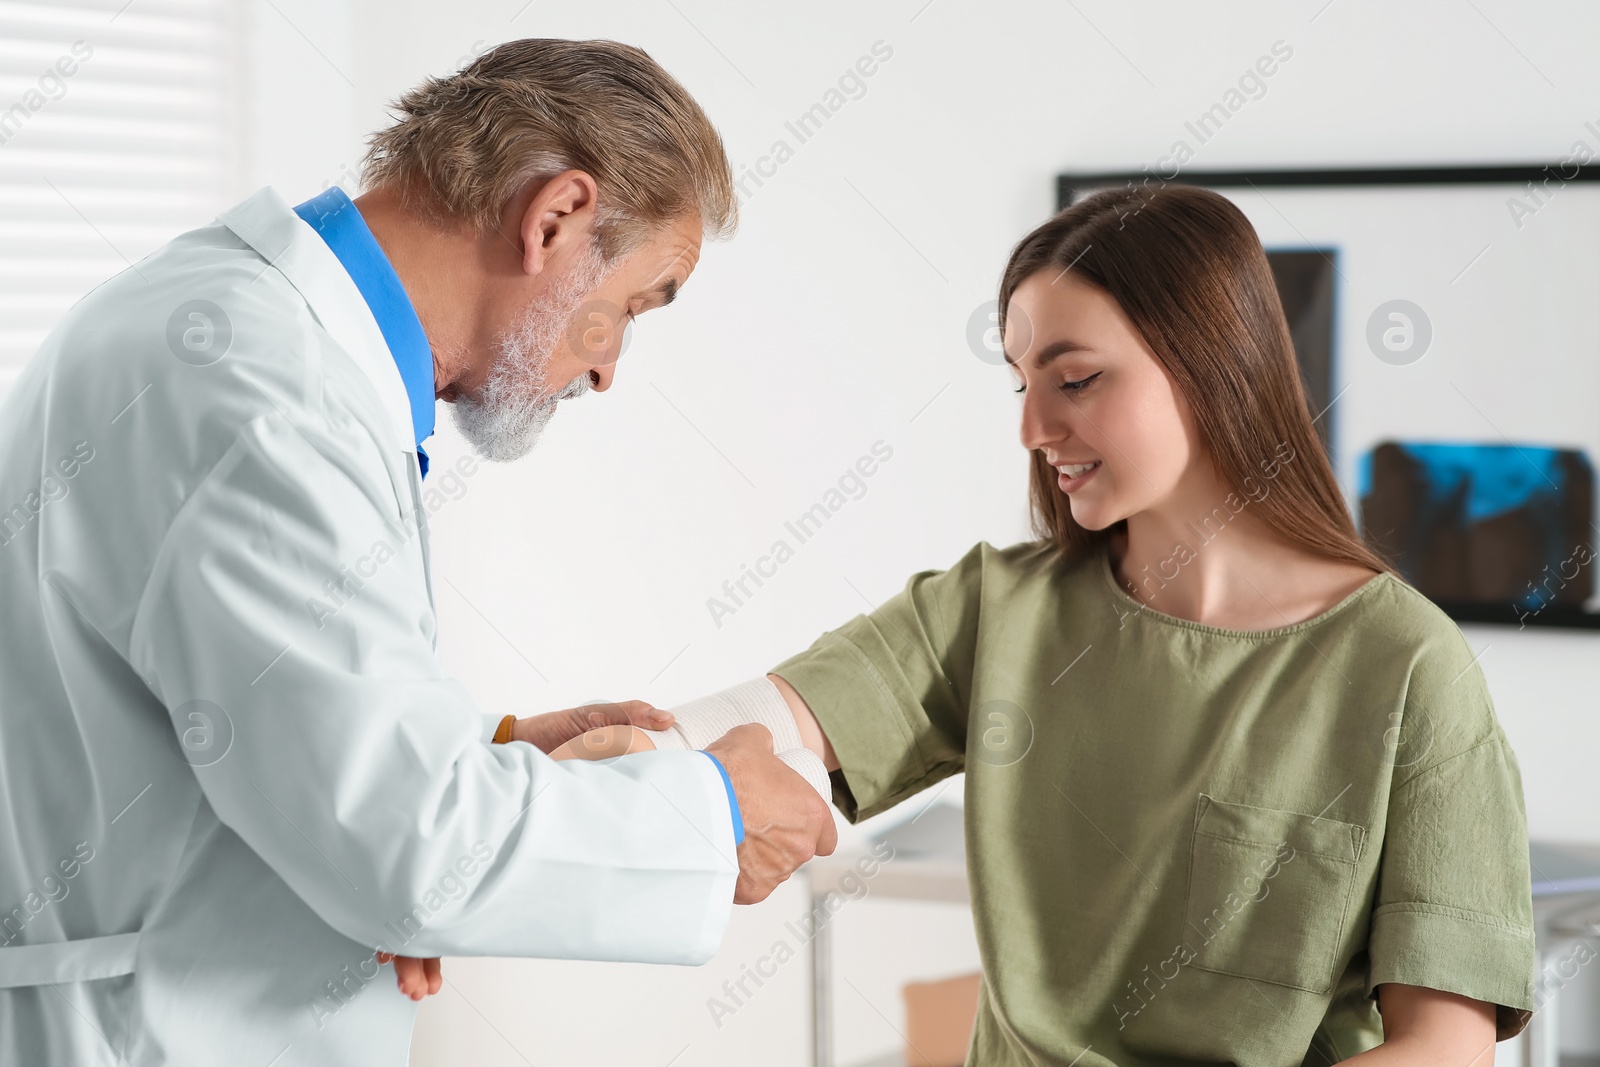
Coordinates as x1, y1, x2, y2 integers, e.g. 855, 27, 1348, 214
546, 212, 704, 394
450, 214, 703, 462
1007, 270, 1208, 530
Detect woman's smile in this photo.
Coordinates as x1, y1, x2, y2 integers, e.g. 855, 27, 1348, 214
1055, 459, 1102, 492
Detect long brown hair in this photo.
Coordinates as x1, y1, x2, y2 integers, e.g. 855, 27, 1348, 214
998, 184, 1394, 577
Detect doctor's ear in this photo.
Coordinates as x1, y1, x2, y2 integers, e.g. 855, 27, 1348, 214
515, 169, 601, 277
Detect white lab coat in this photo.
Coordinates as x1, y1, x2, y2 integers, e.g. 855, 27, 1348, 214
0, 187, 738, 1066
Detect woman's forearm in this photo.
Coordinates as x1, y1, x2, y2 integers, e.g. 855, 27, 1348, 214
1338, 1036, 1492, 1067
767, 673, 839, 771
1339, 985, 1496, 1067
548, 676, 838, 771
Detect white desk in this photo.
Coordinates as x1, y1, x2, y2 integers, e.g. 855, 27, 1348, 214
806, 804, 969, 1067
1527, 841, 1600, 1067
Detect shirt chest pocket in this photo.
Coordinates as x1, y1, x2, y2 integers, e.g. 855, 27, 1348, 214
1182, 794, 1367, 995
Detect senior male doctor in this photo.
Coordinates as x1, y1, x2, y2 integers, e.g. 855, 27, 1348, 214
0, 37, 836, 1066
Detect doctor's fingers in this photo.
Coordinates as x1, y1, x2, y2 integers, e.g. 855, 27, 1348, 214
423, 957, 442, 997
732, 808, 836, 904
727, 778, 837, 903
515, 700, 674, 753
387, 954, 444, 999
592, 699, 674, 730
706, 721, 774, 757
732, 833, 798, 904
558, 700, 674, 740
814, 801, 840, 857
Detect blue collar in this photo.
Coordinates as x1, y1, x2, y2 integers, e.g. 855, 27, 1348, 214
293, 186, 435, 479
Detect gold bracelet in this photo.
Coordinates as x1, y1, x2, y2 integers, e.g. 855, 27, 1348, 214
492, 714, 516, 745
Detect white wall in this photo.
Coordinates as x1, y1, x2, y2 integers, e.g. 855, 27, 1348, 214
238, 0, 1600, 1061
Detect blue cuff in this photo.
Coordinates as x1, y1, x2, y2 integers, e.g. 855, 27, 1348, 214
700, 752, 744, 846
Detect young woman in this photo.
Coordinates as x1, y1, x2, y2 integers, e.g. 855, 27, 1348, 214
758, 183, 1538, 1063
405, 184, 1539, 1064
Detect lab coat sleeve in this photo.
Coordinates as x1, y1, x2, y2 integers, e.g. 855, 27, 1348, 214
481, 711, 507, 744
127, 408, 738, 962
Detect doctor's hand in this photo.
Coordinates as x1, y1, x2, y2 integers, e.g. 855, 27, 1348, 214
376, 952, 439, 1001
511, 700, 674, 754
705, 723, 839, 905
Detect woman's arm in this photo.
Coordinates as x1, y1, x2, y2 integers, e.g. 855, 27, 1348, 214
562, 543, 988, 822
1342, 984, 1496, 1066
547, 675, 841, 772
767, 673, 838, 771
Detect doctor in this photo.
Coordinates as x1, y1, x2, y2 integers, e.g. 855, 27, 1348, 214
0, 37, 835, 1066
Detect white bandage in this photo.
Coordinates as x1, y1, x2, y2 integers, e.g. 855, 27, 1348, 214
779, 747, 833, 804
640, 676, 805, 754
639, 676, 831, 803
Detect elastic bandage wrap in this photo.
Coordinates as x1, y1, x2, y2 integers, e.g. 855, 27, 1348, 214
641, 676, 831, 803
778, 747, 833, 805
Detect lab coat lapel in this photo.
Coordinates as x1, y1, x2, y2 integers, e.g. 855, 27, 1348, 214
218, 189, 417, 485
402, 449, 438, 638
218, 187, 436, 617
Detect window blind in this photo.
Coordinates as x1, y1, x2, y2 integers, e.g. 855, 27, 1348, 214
0, 0, 241, 391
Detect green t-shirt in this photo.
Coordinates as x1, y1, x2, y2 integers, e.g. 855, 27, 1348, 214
770, 537, 1537, 1066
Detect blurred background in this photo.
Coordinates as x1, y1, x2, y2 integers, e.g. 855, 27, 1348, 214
2, 1, 1598, 1064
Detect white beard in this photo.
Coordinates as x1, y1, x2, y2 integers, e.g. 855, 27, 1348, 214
450, 244, 613, 462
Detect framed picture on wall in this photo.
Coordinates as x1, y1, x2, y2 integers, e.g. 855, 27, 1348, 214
1056, 164, 1600, 629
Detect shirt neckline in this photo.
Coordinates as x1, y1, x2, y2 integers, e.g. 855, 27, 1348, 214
1096, 537, 1391, 639
291, 186, 436, 470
